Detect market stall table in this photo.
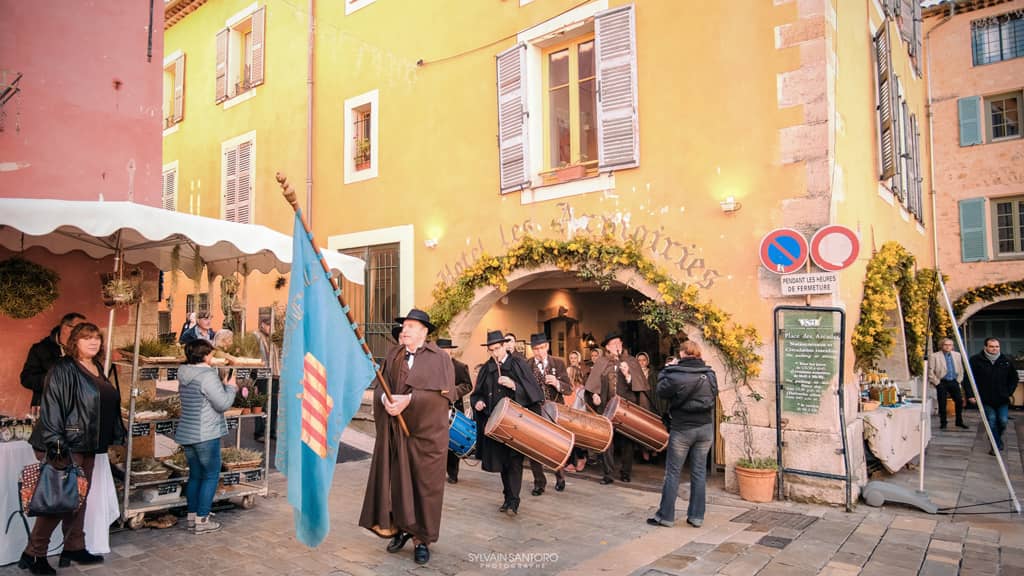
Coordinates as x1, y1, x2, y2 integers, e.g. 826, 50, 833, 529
862, 402, 931, 474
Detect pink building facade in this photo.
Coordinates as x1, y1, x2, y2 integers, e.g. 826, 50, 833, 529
0, 1, 164, 413
926, 0, 1024, 355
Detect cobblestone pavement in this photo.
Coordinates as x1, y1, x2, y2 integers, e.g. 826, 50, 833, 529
2, 412, 1021, 575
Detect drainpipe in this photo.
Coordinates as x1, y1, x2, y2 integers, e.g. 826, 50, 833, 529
307, 0, 315, 227
925, 2, 954, 273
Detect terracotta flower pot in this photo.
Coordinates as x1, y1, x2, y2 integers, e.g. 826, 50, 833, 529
735, 466, 777, 503
252, 406, 263, 415
240, 408, 251, 415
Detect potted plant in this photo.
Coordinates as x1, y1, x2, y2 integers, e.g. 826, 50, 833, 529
730, 387, 778, 503
355, 138, 371, 170
101, 268, 142, 306
0, 257, 60, 319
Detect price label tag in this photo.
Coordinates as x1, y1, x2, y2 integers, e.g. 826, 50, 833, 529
256, 368, 272, 380
157, 482, 179, 496
138, 367, 160, 381
244, 470, 262, 482
155, 421, 177, 435
222, 472, 240, 486
166, 367, 178, 381
226, 417, 239, 431
131, 422, 152, 437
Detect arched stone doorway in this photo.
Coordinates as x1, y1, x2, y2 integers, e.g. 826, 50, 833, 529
958, 296, 1024, 359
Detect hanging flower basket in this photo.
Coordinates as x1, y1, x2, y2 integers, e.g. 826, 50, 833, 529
101, 269, 142, 306
0, 257, 61, 319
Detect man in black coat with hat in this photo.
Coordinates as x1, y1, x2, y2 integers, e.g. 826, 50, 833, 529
437, 338, 474, 484
526, 332, 572, 494
471, 330, 543, 516
585, 331, 647, 484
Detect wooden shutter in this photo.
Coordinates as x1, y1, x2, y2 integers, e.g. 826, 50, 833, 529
958, 96, 982, 146
162, 168, 177, 211
899, 0, 914, 42
912, 114, 923, 221
236, 140, 253, 224
875, 28, 897, 180
215, 28, 229, 103
250, 7, 266, 87
595, 4, 639, 171
224, 145, 239, 222
959, 198, 988, 262
173, 55, 185, 123
911, 0, 922, 68
891, 75, 903, 198
884, 0, 898, 17
496, 43, 529, 193
900, 100, 912, 206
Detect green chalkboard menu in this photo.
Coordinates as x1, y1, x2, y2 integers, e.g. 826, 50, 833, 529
778, 308, 842, 415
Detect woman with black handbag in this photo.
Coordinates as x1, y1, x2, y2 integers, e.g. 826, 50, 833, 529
22, 323, 126, 575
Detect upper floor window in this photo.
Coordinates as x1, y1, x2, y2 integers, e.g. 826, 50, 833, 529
498, 3, 638, 194
972, 11, 1024, 66
987, 91, 1021, 141
162, 162, 178, 211
222, 133, 255, 224
994, 196, 1024, 256
344, 90, 379, 184
216, 6, 266, 105
163, 53, 185, 129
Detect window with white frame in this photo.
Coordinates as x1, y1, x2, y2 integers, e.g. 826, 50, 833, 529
221, 132, 255, 224
343, 90, 379, 184
163, 52, 185, 128
498, 2, 638, 194
215, 5, 265, 104
162, 162, 178, 211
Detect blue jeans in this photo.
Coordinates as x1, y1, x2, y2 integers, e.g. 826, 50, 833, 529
655, 423, 713, 525
183, 438, 221, 516
983, 404, 1010, 450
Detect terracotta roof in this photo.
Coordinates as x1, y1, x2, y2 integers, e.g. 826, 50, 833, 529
922, 0, 1013, 17
164, 0, 208, 30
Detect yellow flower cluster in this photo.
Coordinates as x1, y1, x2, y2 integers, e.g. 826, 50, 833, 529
428, 234, 762, 381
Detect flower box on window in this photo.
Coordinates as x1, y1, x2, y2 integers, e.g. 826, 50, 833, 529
555, 164, 587, 182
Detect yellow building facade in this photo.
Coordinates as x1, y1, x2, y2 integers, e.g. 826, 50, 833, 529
164, 0, 934, 504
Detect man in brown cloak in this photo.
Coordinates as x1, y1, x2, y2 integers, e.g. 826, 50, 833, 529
526, 332, 573, 494
359, 309, 455, 566
585, 331, 648, 484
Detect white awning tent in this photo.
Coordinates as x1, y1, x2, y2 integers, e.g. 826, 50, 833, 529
0, 198, 364, 282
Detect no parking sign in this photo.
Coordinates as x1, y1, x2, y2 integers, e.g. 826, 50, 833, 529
759, 228, 808, 274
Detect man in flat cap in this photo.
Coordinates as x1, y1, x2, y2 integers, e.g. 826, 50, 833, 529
359, 309, 455, 566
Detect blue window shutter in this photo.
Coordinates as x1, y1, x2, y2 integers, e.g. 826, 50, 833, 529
959, 198, 988, 262
958, 96, 982, 146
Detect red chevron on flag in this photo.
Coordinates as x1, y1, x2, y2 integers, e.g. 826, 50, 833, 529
301, 353, 333, 459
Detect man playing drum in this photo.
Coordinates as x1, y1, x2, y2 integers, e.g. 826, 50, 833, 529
437, 338, 474, 484
471, 330, 544, 516
359, 309, 456, 566
527, 332, 573, 494
585, 331, 649, 484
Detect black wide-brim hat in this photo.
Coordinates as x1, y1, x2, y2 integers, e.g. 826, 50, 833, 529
482, 330, 507, 347
390, 324, 403, 343
436, 338, 457, 349
601, 331, 623, 347
394, 308, 436, 333
529, 332, 550, 347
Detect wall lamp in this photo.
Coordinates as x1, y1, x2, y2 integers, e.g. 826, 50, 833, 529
424, 238, 439, 248
720, 196, 742, 214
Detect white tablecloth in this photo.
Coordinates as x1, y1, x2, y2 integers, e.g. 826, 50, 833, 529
0, 441, 62, 565
862, 402, 931, 474
1, 442, 120, 565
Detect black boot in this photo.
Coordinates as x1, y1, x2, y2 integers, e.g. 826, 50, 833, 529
386, 532, 412, 553
59, 548, 104, 567
18, 553, 56, 575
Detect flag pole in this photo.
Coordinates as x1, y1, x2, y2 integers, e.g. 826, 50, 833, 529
277, 172, 410, 437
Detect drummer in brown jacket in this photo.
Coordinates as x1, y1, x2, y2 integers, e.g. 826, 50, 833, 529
527, 332, 573, 494
585, 331, 649, 484
471, 330, 544, 516
437, 338, 474, 484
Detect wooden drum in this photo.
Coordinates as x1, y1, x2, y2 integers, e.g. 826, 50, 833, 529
485, 397, 575, 471
603, 395, 669, 453
542, 402, 613, 453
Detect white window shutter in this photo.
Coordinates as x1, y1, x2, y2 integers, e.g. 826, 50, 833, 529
496, 43, 529, 194
875, 28, 896, 180
173, 55, 185, 123
595, 4, 639, 172
215, 28, 229, 103
236, 140, 253, 224
224, 146, 239, 222
899, 0, 914, 43
912, 0, 922, 72
250, 7, 266, 87
162, 169, 177, 211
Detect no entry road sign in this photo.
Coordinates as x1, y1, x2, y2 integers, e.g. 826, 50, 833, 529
759, 228, 808, 274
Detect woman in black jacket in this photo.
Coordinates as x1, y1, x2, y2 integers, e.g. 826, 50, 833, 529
648, 341, 717, 529
22, 323, 126, 575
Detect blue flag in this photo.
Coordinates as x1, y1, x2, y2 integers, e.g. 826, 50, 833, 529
275, 213, 376, 548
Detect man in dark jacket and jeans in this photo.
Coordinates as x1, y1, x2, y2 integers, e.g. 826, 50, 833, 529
20, 312, 85, 407
966, 338, 1019, 452
648, 341, 717, 528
